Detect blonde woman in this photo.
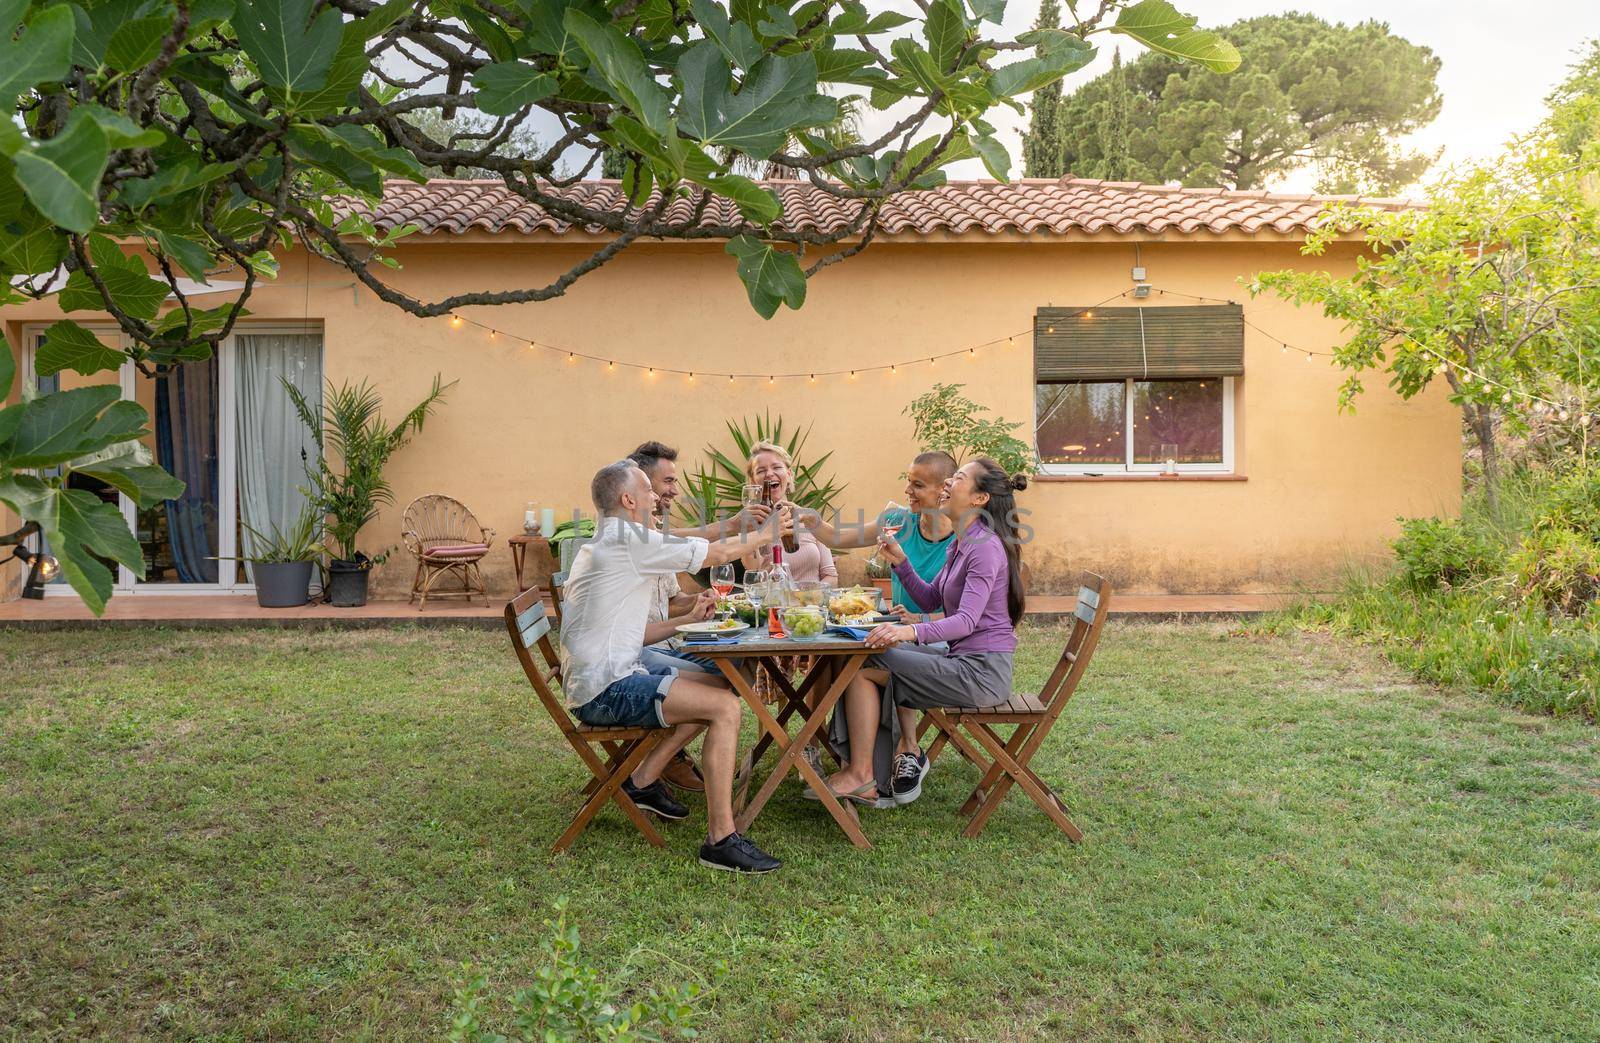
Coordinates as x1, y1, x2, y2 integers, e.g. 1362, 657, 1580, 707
744, 442, 836, 584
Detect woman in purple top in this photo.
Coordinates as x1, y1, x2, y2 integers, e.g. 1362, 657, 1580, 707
819, 458, 1029, 808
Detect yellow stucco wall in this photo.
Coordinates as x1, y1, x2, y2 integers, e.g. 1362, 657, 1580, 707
3, 232, 1462, 601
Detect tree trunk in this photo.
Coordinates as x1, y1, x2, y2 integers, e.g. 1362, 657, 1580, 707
1468, 402, 1500, 516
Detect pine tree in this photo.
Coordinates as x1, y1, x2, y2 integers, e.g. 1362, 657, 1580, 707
1022, 0, 1064, 177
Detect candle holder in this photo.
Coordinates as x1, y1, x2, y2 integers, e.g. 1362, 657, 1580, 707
1159, 444, 1179, 476
523, 501, 540, 535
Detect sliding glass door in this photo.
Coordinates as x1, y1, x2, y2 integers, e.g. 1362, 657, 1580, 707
23, 326, 322, 595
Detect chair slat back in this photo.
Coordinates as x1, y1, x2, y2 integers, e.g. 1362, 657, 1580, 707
1039, 573, 1111, 719
504, 587, 573, 735
549, 569, 569, 623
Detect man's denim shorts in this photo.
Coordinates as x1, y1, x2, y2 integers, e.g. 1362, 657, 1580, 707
640, 644, 717, 675
573, 666, 676, 728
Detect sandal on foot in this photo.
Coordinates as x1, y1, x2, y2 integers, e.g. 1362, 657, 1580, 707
802, 777, 881, 806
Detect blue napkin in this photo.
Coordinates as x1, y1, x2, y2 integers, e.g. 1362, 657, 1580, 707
826, 626, 871, 640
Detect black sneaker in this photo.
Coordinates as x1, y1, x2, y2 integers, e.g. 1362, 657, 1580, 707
623, 778, 688, 821
698, 832, 782, 874
890, 751, 929, 805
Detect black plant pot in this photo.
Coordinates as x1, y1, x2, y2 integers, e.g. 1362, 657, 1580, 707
254, 561, 313, 608
327, 556, 371, 607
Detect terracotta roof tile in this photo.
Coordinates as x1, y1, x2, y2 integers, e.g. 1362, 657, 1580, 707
337, 176, 1414, 240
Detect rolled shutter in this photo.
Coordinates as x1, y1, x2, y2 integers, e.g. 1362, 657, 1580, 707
1034, 305, 1244, 381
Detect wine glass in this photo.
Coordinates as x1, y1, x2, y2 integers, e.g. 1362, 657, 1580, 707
871, 500, 910, 567
710, 563, 736, 620
741, 483, 763, 508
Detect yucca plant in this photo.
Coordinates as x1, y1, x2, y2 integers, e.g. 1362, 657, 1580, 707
285, 375, 455, 563
674, 413, 846, 528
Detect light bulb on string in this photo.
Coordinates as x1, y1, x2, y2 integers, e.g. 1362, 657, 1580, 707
607, 361, 615, 373
969, 348, 976, 358
1304, 351, 1312, 362
567, 353, 576, 364
450, 315, 462, 329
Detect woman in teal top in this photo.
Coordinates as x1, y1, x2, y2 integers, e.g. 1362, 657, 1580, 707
799, 451, 956, 608
884, 502, 953, 616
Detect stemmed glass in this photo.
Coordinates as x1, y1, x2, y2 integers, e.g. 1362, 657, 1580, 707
871, 500, 910, 568
710, 563, 736, 621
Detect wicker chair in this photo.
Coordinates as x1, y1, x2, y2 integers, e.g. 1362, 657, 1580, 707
402, 494, 496, 607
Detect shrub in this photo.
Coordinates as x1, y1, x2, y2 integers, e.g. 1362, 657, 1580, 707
1391, 516, 1496, 592
904, 383, 1036, 476
1511, 526, 1600, 615
1536, 468, 1600, 541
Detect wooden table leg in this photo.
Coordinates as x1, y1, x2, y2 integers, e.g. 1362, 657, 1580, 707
735, 652, 872, 849
716, 655, 870, 851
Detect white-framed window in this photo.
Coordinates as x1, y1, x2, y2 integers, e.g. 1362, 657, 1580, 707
1035, 377, 1235, 474
1033, 304, 1242, 475
20, 323, 323, 595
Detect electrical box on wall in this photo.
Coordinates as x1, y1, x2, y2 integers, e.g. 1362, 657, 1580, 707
1131, 265, 1147, 282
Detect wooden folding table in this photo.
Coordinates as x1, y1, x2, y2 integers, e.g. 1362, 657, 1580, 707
679, 633, 875, 850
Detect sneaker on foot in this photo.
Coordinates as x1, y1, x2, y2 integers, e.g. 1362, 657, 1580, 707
698, 832, 781, 874
622, 778, 688, 820
661, 750, 705, 793
890, 750, 929, 805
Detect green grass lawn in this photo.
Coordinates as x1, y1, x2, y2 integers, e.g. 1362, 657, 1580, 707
2, 622, 1598, 1041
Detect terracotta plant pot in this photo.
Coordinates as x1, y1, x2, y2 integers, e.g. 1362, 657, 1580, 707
870, 577, 894, 604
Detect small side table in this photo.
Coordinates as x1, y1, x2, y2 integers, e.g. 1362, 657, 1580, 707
508, 533, 557, 594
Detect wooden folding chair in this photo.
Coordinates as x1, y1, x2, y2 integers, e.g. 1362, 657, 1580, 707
503, 587, 667, 853
922, 574, 1112, 841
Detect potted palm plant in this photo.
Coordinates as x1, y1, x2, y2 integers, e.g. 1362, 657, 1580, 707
238, 506, 324, 608
286, 375, 454, 607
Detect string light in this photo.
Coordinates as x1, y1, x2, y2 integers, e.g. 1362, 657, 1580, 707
421, 284, 1576, 410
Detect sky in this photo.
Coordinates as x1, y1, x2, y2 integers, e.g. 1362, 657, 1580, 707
876, 0, 1600, 189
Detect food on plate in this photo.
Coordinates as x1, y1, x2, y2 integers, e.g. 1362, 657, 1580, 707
828, 589, 877, 619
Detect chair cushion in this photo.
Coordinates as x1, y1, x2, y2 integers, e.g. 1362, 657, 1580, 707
427, 543, 490, 558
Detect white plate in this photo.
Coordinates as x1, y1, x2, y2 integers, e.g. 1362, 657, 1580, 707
676, 620, 751, 635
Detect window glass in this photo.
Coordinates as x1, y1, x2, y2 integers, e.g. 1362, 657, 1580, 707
1035, 382, 1126, 466
1131, 379, 1224, 465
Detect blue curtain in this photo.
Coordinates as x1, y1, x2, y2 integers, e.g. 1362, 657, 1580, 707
155, 358, 220, 583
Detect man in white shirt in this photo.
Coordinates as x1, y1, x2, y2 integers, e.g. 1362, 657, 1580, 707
558, 459, 786, 874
